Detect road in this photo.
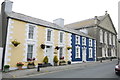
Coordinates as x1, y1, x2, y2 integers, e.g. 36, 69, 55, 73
25, 60, 120, 78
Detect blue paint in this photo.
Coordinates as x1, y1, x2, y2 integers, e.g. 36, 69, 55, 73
71, 34, 96, 62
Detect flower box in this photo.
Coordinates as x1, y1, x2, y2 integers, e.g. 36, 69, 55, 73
11, 40, 20, 47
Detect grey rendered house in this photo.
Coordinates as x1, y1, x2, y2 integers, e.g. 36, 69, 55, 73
65, 11, 117, 60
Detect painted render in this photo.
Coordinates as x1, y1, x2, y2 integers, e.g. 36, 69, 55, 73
0, 0, 96, 70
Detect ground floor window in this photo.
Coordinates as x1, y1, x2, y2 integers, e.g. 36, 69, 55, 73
27, 44, 34, 60
75, 46, 80, 58
89, 48, 93, 58
59, 47, 63, 59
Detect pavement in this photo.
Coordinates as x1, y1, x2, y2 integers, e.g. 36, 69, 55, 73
2, 59, 117, 78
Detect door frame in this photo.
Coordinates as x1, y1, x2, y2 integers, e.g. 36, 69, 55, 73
82, 47, 86, 62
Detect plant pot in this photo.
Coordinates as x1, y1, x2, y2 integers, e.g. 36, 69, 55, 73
54, 63, 57, 66
4, 68, 9, 72
18, 66, 23, 70
27, 65, 35, 69
41, 44, 45, 49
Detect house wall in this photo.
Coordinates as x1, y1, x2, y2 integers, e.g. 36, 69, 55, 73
71, 34, 96, 63
4, 18, 72, 70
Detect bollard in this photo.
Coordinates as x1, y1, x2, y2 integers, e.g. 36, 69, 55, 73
37, 66, 40, 72
110, 57, 112, 61
100, 59, 102, 63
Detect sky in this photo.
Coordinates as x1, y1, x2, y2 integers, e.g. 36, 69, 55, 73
0, 0, 119, 32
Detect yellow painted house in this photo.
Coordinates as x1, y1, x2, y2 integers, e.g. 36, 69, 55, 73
0, 0, 95, 70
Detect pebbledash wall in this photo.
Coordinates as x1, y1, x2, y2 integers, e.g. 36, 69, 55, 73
4, 18, 72, 70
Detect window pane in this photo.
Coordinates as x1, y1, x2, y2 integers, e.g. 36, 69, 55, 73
28, 25, 34, 39
60, 32, 63, 43
27, 45, 33, 59
47, 30, 51, 41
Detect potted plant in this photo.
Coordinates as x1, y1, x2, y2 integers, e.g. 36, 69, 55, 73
11, 40, 20, 47
59, 60, 66, 66
53, 56, 58, 66
43, 56, 49, 67
16, 62, 24, 70
67, 47, 72, 50
60, 56, 64, 60
55, 46, 60, 50
27, 58, 36, 69
67, 61, 71, 65
41, 44, 45, 49
4, 65, 10, 72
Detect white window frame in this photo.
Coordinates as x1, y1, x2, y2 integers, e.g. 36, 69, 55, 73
100, 29, 103, 43
27, 44, 34, 60
82, 37, 86, 46
28, 24, 35, 40
109, 33, 112, 45
89, 48, 93, 58
75, 35, 80, 45
46, 29, 53, 42
104, 32, 107, 44
75, 46, 80, 58
113, 35, 115, 45
59, 32, 64, 44
89, 39, 92, 47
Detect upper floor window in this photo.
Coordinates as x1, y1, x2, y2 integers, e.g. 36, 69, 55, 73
47, 29, 52, 41
75, 46, 80, 58
100, 29, 103, 43
60, 32, 64, 43
113, 35, 115, 45
28, 24, 35, 39
82, 37, 86, 45
27, 44, 34, 60
75, 35, 80, 45
104, 32, 107, 44
109, 33, 112, 45
89, 39, 92, 47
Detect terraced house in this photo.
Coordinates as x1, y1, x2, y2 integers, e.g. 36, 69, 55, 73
0, 0, 96, 70
65, 11, 117, 60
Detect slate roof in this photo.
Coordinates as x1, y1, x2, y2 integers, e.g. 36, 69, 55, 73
65, 14, 117, 34
6, 12, 95, 39
65, 15, 107, 29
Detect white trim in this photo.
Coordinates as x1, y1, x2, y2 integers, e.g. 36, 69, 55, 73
82, 37, 86, 46
75, 35, 80, 45
71, 61, 82, 64
100, 29, 103, 43
4, 18, 14, 65
75, 46, 80, 58
23, 23, 37, 62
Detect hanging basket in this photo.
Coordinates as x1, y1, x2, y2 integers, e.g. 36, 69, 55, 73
55, 46, 60, 50
11, 40, 20, 47
41, 44, 45, 49
67, 47, 72, 50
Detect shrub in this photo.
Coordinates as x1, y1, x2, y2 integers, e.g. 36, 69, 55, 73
53, 56, 58, 63
4, 65, 10, 69
43, 56, 48, 64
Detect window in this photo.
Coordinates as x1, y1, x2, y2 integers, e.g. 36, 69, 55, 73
60, 32, 63, 43
76, 35, 80, 44
89, 39, 92, 47
109, 33, 112, 45
28, 25, 35, 39
59, 47, 63, 59
104, 32, 107, 44
82, 37, 86, 45
89, 48, 92, 58
47, 29, 52, 41
113, 35, 115, 45
75, 46, 80, 58
27, 45, 34, 60
100, 29, 103, 43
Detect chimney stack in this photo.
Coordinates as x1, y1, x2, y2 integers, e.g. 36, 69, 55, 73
1, 0, 13, 13
53, 18, 64, 27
